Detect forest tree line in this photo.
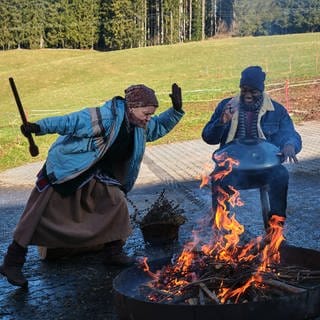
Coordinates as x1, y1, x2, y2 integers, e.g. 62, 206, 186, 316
0, 0, 319, 51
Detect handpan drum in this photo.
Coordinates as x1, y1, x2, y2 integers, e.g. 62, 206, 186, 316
213, 138, 281, 171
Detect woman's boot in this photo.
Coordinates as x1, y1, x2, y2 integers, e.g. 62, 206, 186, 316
103, 240, 135, 267
0, 241, 28, 287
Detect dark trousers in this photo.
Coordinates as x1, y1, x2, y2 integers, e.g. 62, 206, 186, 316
211, 165, 289, 219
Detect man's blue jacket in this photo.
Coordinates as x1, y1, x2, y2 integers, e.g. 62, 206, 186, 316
202, 93, 302, 154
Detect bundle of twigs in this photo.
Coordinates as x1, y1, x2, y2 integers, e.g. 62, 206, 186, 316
272, 265, 320, 283
131, 189, 187, 227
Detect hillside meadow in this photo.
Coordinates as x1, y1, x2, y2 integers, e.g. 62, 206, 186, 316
0, 32, 319, 172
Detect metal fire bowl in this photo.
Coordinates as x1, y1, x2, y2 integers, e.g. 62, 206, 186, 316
113, 243, 320, 320
213, 138, 281, 171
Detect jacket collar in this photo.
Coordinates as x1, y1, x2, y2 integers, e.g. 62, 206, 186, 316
226, 92, 274, 143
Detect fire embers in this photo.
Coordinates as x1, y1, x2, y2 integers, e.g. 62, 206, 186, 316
137, 153, 310, 305
139, 217, 291, 305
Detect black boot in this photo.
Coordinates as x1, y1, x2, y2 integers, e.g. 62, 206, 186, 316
0, 241, 28, 287
103, 240, 135, 267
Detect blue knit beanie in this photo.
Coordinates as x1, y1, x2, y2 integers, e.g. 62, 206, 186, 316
240, 66, 266, 92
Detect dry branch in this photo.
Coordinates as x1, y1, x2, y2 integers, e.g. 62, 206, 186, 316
263, 279, 307, 294
199, 282, 220, 304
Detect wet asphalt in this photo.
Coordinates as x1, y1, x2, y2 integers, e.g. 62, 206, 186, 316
0, 121, 319, 319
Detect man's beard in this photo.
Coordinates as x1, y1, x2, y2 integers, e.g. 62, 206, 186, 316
240, 94, 261, 105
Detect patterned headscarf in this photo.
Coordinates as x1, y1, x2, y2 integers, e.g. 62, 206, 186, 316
125, 84, 159, 108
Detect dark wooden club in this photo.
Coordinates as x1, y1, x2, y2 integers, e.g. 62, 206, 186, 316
9, 77, 39, 157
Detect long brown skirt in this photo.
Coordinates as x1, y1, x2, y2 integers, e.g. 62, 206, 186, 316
13, 179, 132, 248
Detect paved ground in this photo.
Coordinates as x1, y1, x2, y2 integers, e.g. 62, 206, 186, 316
0, 121, 319, 319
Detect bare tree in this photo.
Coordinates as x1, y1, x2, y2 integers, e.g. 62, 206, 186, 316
201, 0, 205, 40
160, 0, 164, 44
189, 0, 192, 40
179, 0, 183, 42
156, 0, 159, 44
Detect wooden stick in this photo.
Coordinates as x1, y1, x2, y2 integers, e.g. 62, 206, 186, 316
187, 297, 198, 305
140, 284, 172, 297
9, 77, 39, 157
263, 279, 307, 294
198, 288, 206, 305
199, 282, 220, 304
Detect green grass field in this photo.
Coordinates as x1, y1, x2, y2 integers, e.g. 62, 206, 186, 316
0, 33, 319, 172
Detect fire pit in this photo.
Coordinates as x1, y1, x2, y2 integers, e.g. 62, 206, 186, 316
113, 243, 320, 320
116, 146, 320, 319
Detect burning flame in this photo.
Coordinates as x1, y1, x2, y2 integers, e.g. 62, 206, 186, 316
138, 257, 158, 279
198, 161, 213, 189
218, 214, 285, 303
141, 153, 285, 304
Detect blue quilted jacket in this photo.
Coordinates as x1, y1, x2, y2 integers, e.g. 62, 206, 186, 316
36, 97, 184, 192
